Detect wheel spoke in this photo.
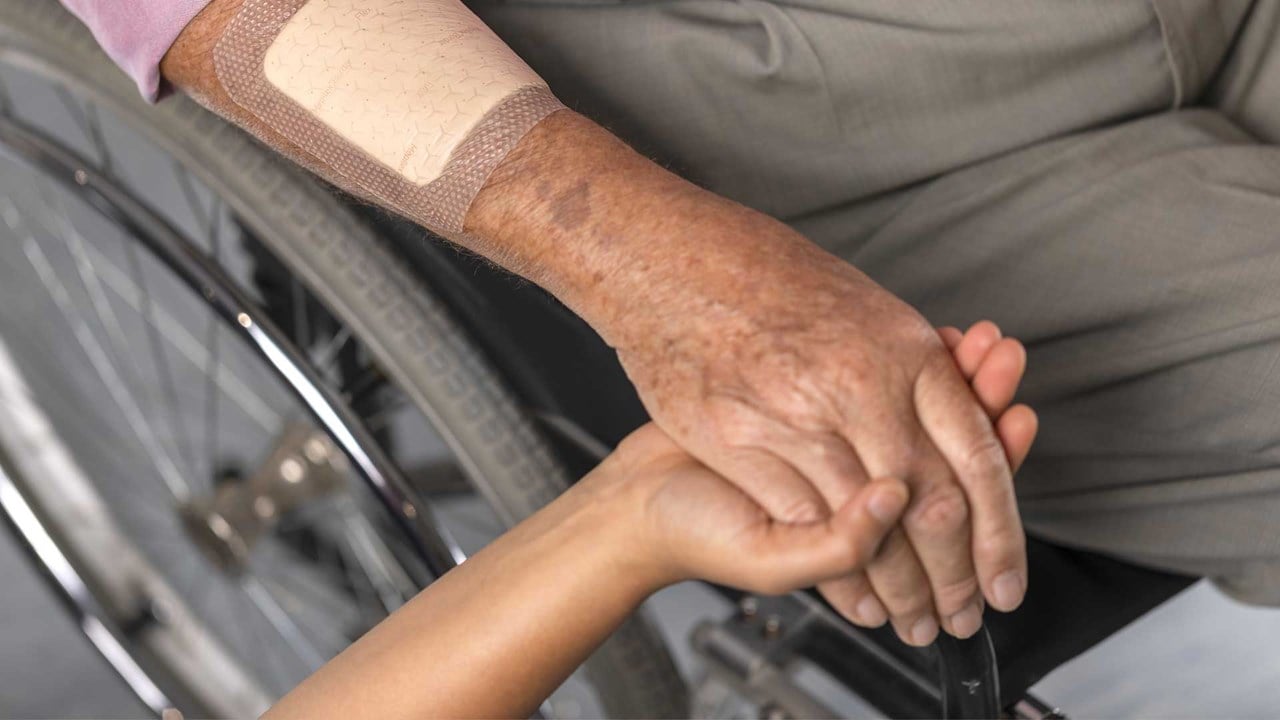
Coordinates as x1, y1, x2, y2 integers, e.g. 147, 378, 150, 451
3, 200, 192, 501
171, 161, 229, 482
171, 160, 220, 254
67, 236, 282, 432
121, 235, 203, 483
336, 495, 415, 612
82, 101, 116, 175
240, 575, 329, 671
255, 539, 356, 620
340, 363, 387, 410
329, 531, 384, 625
204, 305, 222, 482
223, 580, 294, 694
54, 91, 114, 174
358, 391, 409, 432
38, 187, 198, 487
256, 570, 356, 654
311, 325, 352, 372
202, 187, 226, 483
292, 277, 310, 351
0, 69, 12, 116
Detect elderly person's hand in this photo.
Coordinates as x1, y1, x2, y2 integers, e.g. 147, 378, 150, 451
562, 317, 1037, 602
607, 216, 1036, 644
612, 318, 1036, 604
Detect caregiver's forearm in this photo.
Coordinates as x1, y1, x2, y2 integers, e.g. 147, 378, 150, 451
262, 478, 660, 720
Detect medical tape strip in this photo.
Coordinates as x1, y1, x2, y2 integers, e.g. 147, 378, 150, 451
213, 0, 565, 238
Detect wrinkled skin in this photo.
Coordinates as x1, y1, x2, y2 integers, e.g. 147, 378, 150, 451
610, 225, 1033, 644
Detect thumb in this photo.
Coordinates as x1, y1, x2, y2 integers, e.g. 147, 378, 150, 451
743, 478, 909, 592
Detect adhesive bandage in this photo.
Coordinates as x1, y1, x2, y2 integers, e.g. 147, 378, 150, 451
214, 0, 565, 237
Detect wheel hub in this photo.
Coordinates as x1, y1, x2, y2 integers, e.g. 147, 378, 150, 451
181, 424, 347, 573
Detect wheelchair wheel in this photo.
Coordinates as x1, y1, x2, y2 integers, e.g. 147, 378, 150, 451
0, 2, 686, 717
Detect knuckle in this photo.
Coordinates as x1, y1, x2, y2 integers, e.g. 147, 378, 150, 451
770, 390, 830, 431
869, 570, 934, 614
803, 433, 843, 463
776, 497, 826, 524
839, 362, 877, 397
870, 527, 912, 565
805, 433, 864, 483
907, 486, 970, 534
961, 434, 1008, 477
975, 524, 1027, 566
877, 441, 924, 479
932, 575, 981, 613
881, 585, 934, 617
715, 416, 764, 450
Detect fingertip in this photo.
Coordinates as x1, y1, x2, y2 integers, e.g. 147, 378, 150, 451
854, 594, 890, 627
996, 337, 1027, 375
972, 339, 1026, 417
966, 319, 1002, 342
1006, 403, 1038, 432
864, 478, 909, 524
998, 404, 1039, 473
1006, 336, 1027, 364
983, 338, 1024, 379
989, 570, 1027, 612
955, 321, 1002, 377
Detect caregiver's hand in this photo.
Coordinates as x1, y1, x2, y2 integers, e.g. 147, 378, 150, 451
264, 423, 913, 720
600, 424, 910, 594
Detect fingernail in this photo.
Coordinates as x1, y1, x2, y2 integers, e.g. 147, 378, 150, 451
910, 616, 939, 646
992, 571, 1025, 611
856, 595, 888, 627
867, 487, 905, 523
948, 602, 984, 639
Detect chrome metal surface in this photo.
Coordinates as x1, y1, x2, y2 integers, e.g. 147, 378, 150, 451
0, 344, 172, 715
181, 424, 347, 572
0, 108, 463, 578
0, 80, 464, 712
1010, 693, 1067, 720
689, 595, 839, 719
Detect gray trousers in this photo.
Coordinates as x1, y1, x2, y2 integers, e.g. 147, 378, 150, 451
472, 0, 1280, 604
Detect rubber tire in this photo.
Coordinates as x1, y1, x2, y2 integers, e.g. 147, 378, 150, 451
0, 3, 688, 717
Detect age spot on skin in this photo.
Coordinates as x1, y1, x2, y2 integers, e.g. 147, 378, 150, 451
550, 180, 592, 231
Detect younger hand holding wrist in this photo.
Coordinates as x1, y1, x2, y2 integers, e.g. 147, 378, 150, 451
587, 424, 910, 596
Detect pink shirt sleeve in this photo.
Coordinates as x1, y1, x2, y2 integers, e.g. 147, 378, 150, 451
59, 0, 214, 101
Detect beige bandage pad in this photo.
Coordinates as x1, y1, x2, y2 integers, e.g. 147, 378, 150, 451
214, 0, 564, 237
